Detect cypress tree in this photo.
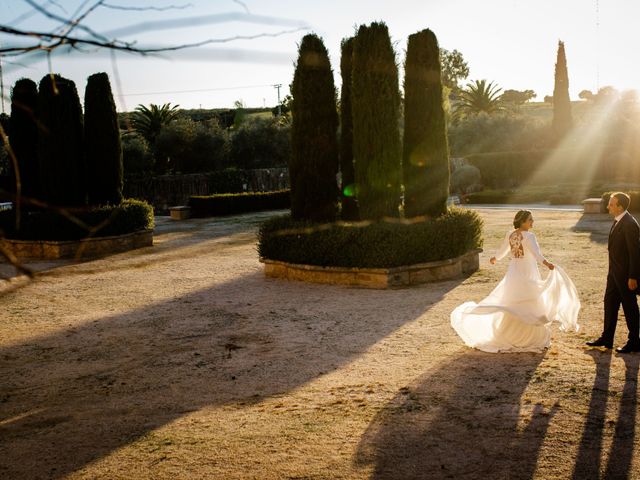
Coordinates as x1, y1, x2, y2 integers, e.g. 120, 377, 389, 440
37, 74, 85, 206
290, 34, 339, 222
403, 29, 450, 217
8, 78, 39, 200
339, 36, 358, 220
552, 40, 572, 139
352, 22, 402, 220
85, 72, 123, 205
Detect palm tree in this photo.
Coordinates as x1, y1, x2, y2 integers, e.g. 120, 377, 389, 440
130, 103, 180, 143
455, 80, 503, 117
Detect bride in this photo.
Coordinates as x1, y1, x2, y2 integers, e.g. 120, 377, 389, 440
451, 210, 580, 353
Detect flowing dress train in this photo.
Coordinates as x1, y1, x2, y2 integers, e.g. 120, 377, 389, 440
451, 230, 580, 353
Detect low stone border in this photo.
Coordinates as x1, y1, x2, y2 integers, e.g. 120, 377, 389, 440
1, 229, 153, 260
261, 248, 482, 289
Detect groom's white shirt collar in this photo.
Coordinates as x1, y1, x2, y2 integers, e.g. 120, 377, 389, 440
615, 211, 627, 222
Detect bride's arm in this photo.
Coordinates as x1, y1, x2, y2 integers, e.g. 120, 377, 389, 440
524, 232, 554, 269
491, 231, 511, 264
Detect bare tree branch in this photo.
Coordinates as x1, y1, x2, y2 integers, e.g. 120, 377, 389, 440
102, 2, 194, 11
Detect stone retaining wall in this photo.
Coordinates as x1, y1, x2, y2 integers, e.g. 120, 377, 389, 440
261, 249, 482, 289
1, 229, 153, 260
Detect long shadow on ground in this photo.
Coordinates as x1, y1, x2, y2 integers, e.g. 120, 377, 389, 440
572, 350, 638, 479
355, 351, 549, 479
0, 270, 461, 479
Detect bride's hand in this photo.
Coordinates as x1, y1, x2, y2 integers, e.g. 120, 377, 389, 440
489, 257, 496, 265
544, 260, 555, 270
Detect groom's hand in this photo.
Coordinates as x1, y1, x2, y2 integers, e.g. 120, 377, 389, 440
629, 278, 638, 291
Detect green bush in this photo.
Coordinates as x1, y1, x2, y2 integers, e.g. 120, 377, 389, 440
230, 117, 290, 169
122, 133, 153, 175
0, 198, 153, 240
258, 208, 483, 268
449, 113, 551, 157
451, 164, 481, 195
8, 78, 39, 199
155, 118, 230, 174
189, 190, 290, 217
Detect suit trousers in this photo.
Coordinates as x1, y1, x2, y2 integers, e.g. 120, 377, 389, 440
603, 273, 640, 343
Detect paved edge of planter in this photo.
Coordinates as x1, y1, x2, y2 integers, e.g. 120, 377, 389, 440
260, 248, 483, 289
1, 229, 154, 260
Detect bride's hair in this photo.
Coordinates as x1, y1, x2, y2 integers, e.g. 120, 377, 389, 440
513, 210, 532, 228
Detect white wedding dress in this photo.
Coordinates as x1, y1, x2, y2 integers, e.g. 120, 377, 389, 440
451, 229, 580, 353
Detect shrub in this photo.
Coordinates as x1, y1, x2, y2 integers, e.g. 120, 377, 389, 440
122, 133, 153, 175
8, 78, 39, 199
290, 33, 339, 222
451, 165, 482, 194
230, 117, 290, 170
84, 72, 123, 205
352, 22, 402, 219
189, 190, 290, 217
258, 208, 483, 268
155, 118, 230, 174
37, 74, 86, 206
0, 198, 153, 240
403, 29, 449, 217
448, 113, 551, 156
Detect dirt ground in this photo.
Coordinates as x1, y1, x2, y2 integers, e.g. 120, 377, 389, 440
1, 207, 639, 480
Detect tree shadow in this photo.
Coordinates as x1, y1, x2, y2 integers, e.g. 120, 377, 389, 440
0, 272, 461, 478
0, 211, 277, 285
573, 350, 638, 479
355, 350, 550, 479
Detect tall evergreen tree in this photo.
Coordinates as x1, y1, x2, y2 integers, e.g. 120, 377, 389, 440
339, 36, 358, 220
290, 34, 339, 222
84, 72, 123, 205
552, 40, 572, 138
8, 78, 39, 200
403, 29, 450, 217
352, 22, 402, 220
37, 74, 86, 206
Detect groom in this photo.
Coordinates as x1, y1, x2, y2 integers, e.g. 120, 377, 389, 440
587, 192, 640, 353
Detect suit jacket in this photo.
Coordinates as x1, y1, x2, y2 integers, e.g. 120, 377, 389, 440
608, 211, 640, 286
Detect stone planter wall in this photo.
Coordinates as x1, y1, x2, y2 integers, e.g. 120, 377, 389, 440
1, 229, 153, 260
261, 248, 482, 289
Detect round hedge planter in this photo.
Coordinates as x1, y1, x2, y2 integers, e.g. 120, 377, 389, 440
261, 248, 482, 289
1, 229, 153, 260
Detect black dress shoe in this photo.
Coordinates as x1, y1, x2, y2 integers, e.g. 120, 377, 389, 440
616, 343, 640, 353
586, 338, 613, 348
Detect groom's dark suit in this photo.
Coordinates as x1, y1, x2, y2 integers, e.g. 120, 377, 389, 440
603, 211, 640, 345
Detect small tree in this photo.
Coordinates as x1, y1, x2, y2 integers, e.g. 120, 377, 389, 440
8, 78, 39, 200
290, 33, 339, 222
84, 72, 123, 205
339, 36, 358, 220
352, 22, 402, 219
37, 74, 86, 206
552, 41, 572, 138
403, 29, 450, 217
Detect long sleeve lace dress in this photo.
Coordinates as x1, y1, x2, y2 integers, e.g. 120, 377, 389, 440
450, 230, 580, 353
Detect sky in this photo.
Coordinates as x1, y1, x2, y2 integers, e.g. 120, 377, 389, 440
1, 0, 639, 112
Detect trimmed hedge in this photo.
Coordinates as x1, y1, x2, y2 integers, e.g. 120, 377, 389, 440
0, 198, 153, 240
190, 190, 290, 217
258, 208, 483, 268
